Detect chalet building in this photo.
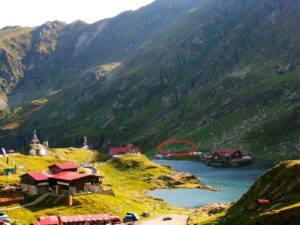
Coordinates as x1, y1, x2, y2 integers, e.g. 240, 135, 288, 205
206, 149, 253, 167
109, 144, 141, 156
20, 172, 50, 195
50, 171, 102, 193
20, 162, 102, 195
49, 162, 79, 174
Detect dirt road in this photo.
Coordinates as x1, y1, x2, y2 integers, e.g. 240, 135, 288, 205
139, 214, 189, 225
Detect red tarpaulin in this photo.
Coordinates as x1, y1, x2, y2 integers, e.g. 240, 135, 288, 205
258, 199, 270, 204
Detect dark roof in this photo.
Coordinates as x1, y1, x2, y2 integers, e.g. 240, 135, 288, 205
215, 149, 248, 156
51, 171, 90, 181
51, 162, 79, 170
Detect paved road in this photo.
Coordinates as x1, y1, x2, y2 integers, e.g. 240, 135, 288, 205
139, 214, 188, 225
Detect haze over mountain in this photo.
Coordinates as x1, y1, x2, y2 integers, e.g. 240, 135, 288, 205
0, 0, 299, 160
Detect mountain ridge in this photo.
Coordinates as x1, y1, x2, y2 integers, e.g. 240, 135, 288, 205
0, 0, 299, 160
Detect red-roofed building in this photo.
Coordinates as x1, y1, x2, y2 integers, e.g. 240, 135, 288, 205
51, 171, 88, 181
20, 172, 51, 195
28, 172, 51, 181
20, 163, 102, 195
213, 149, 248, 158
33, 216, 59, 225
33, 214, 121, 225
51, 171, 101, 194
109, 144, 141, 156
206, 149, 253, 167
49, 162, 79, 174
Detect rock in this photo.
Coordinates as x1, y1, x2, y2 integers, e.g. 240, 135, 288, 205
196, 203, 231, 215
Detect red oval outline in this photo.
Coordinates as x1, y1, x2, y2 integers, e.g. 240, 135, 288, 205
157, 140, 199, 156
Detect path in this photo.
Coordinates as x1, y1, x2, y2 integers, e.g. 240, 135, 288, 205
1, 193, 49, 211
139, 214, 189, 225
85, 150, 96, 164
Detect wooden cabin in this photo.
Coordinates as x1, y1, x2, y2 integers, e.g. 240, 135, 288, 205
20, 172, 50, 195
20, 162, 102, 195
50, 171, 102, 194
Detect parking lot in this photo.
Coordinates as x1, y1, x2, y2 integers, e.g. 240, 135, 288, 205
138, 214, 188, 225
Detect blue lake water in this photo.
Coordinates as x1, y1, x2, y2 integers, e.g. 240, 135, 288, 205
148, 160, 273, 208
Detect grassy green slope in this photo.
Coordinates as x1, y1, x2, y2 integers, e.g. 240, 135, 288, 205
189, 160, 300, 225
0, 0, 299, 160
1, 153, 196, 224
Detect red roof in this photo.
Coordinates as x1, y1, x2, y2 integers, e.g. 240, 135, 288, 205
37, 216, 59, 225
60, 214, 110, 223
51, 171, 89, 181
215, 149, 248, 156
52, 162, 79, 170
27, 172, 51, 181
109, 144, 134, 155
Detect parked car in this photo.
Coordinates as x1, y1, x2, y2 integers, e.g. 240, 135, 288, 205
0, 212, 10, 222
141, 211, 150, 217
123, 212, 139, 222
163, 216, 172, 221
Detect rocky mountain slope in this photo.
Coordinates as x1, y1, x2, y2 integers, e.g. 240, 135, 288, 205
220, 160, 300, 225
0, 0, 299, 160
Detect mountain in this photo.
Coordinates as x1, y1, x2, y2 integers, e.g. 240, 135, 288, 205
0, 0, 299, 160
218, 160, 300, 225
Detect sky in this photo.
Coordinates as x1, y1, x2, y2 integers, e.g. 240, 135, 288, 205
1, 0, 155, 28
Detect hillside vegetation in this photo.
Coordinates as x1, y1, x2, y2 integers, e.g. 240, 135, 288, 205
0, 153, 201, 224
0, 148, 94, 186
0, 0, 299, 160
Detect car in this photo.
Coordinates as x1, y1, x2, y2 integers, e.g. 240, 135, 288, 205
123, 212, 139, 222
141, 211, 150, 217
162, 216, 172, 221
0, 212, 10, 221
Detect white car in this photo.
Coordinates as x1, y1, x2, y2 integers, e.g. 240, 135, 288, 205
0, 212, 10, 222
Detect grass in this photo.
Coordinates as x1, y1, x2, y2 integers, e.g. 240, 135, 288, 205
0, 148, 94, 186
188, 211, 226, 225
1, 153, 194, 224
49, 148, 95, 163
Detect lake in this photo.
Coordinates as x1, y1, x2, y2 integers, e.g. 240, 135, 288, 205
148, 160, 273, 208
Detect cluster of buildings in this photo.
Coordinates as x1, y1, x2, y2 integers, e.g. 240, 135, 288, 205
20, 162, 103, 196
33, 214, 122, 225
201, 149, 253, 167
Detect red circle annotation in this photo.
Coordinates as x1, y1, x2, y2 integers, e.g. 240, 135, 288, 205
157, 140, 199, 156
